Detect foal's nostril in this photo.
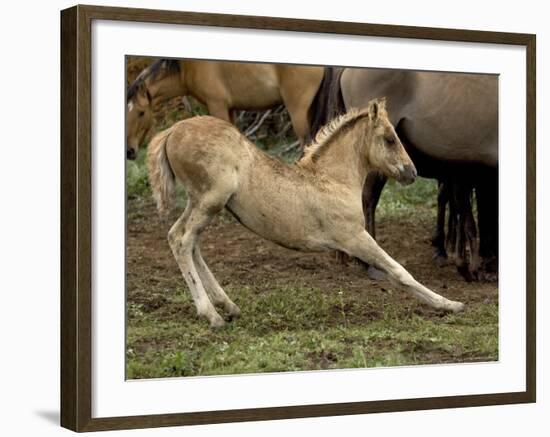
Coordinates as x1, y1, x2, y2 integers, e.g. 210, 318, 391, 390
127, 148, 136, 160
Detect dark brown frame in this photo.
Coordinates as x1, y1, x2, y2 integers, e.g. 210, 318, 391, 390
60, 4, 536, 432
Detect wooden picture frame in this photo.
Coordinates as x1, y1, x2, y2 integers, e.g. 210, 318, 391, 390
60, 4, 536, 432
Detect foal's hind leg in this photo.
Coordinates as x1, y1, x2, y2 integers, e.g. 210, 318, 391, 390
341, 231, 464, 312
168, 203, 225, 328
193, 246, 241, 318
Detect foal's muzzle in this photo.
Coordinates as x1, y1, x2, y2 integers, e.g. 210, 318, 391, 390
398, 164, 417, 185
127, 147, 136, 160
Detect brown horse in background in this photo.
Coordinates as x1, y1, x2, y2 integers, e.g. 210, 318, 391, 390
126, 59, 324, 158
310, 67, 498, 281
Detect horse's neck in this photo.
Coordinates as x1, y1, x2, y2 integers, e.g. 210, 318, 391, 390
147, 75, 184, 106
310, 127, 369, 191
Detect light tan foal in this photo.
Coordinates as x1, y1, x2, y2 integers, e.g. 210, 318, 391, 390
148, 99, 465, 328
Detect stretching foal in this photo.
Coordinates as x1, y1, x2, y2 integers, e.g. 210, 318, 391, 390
148, 98, 465, 328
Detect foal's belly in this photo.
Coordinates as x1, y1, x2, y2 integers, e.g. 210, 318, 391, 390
225, 192, 329, 252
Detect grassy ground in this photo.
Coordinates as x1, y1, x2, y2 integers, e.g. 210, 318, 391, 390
127, 283, 497, 378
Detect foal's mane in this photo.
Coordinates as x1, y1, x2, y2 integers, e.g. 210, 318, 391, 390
301, 107, 371, 164
127, 59, 181, 102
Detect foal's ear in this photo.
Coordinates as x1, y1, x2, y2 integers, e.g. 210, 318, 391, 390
368, 99, 380, 121
368, 97, 387, 122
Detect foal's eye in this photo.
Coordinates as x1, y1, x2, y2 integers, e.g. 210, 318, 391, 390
386, 137, 396, 145
139, 111, 145, 117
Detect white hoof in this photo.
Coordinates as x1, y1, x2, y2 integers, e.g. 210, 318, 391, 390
227, 303, 241, 318
446, 300, 465, 313
199, 308, 225, 329
209, 314, 226, 329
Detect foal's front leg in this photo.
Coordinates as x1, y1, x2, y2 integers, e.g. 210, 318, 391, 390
342, 231, 465, 312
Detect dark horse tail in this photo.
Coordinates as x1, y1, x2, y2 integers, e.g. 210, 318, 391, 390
308, 67, 347, 139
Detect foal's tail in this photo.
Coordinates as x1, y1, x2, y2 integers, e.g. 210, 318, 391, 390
147, 126, 176, 219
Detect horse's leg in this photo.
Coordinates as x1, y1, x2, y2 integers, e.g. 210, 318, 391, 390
476, 169, 498, 278
282, 100, 310, 145
362, 171, 387, 240
167, 203, 225, 328
446, 186, 458, 257
463, 189, 481, 280
206, 100, 232, 124
334, 171, 385, 276
452, 183, 474, 282
360, 171, 388, 280
341, 231, 464, 312
280, 80, 320, 146
332, 170, 383, 265
431, 180, 449, 267
193, 246, 241, 318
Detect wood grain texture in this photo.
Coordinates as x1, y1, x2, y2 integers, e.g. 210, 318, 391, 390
76, 4, 93, 431
60, 5, 78, 431
525, 34, 536, 403
60, 4, 537, 432
78, 4, 534, 45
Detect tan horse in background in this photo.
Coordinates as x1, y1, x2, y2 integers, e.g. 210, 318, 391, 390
147, 98, 464, 328
127, 59, 324, 158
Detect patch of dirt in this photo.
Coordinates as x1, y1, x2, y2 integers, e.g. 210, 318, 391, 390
127, 198, 498, 324
307, 350, 340, 370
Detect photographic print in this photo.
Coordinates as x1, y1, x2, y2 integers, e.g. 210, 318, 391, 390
61, 5, 535, 431
125, 57, 499, 380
